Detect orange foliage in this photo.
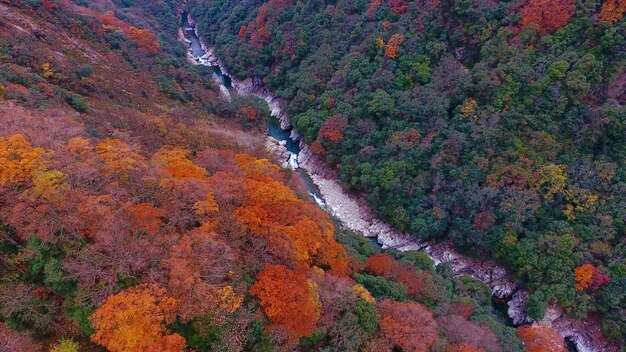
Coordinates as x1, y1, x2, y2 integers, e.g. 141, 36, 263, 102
517, 324, 567, 352
599, 0, 626, 23
574, 264, 611, 291
155, 147, 207, 179
89, 284, 185, 352
233, 155, 351, 275
125, 203, 165, 234
95, 139, 145, 178
385, 34, 405, 59
0, 134, 45, 185
520, 0, 576, 35
250, 264, 320, 341
379, 300, 438, 351
574, 264, 595, 291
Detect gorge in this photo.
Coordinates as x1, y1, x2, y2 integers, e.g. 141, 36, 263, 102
180, 12, 613, 352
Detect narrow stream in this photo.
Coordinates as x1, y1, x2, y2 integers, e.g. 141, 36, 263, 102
181, 15, 324, 207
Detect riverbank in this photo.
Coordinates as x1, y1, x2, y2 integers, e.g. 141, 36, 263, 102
179, 13, 613, 352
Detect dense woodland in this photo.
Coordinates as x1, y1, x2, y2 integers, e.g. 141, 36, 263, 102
188, 0, 626, 345
0, 0, 584, 351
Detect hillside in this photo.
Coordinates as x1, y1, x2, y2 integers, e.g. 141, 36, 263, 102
0, 1, 570, 351
187, 0, 626, 348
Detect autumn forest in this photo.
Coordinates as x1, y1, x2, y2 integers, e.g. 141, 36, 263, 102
0, 0, 624, 352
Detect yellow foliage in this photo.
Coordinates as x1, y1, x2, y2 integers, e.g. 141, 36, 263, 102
95, 139, 146, 178
460, 98, 477, 119
376, 37, 384, 48
214, 286, 243, 313
353, 284, 375, 304
0, 134, 45, 185
51, 338, 79, 352
536, 163, 567, 201
26, 169, 70, 202
42, 62, 54, 79
501, 232, 518, 247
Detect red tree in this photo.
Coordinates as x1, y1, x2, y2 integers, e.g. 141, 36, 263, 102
517, 324, 567, 352
378, 300, 438, 351
319, 114, 348, 143
520, 0, 577, 35
249, 265, 320, 341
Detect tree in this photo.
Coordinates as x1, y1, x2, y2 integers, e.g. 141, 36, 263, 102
438, 315, 501, 351
378, 300, 438, 351
517, 324, 567, 352
520, 0, 577, 35
0, 322, 42, 352
249, 265, 320, 341
574, 264, 611, 291
599, 0, 626, 23
385, 34, 405, 59
166, 230, 241, 321
0, 134, 45, 186
50, 338, 79, 352
319, 114, 348, 143
89, 284, 186, 352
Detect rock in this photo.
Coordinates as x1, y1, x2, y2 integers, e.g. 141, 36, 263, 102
508, 291, 533, 325
265, 137, 291, 168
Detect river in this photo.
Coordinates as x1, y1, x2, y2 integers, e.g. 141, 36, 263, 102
178, 12, 614, 352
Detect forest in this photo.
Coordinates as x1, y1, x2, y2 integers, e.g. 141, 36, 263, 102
187, 0, 626, 346
0, 0, 587, 351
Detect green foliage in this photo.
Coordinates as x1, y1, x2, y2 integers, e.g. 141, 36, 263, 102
65, 94, 90, 113
353, 273, 409, 302
525, 292, 547, 320
353, 299, 378, 334
26, 238, 76, 296
171, 314, 221, 351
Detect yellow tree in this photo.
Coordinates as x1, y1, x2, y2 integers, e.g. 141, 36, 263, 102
0, 134, 45, 185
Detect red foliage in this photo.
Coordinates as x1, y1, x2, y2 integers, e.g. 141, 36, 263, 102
379, 300, 438, 351
517, 324, 567, 352
319, 114, 348, 143
366, 253, 435, 300
438, 315, 501, 351
250, 265, 320, 341
366, 253, 396, 275
0, 322, 43, 352
520, 0, 576, 35
390, 0, 409, 14
239, 25, 248, 38
472, 211, 496, 231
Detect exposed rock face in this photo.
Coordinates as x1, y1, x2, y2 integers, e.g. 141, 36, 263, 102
182, 16, 615, 352
265, 137, 291, 169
